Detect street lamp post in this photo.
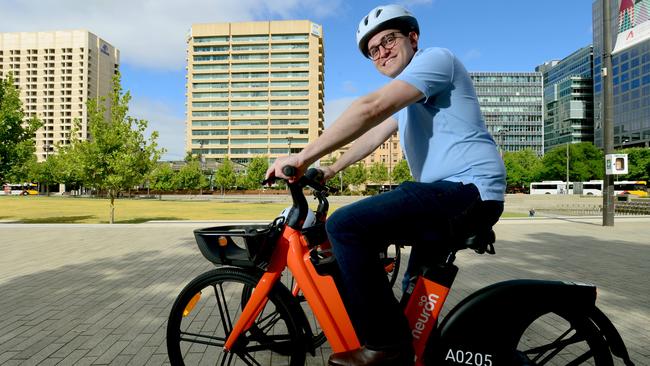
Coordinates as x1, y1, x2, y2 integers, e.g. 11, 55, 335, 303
496, 128, 508, 156
602, 0, 615, 226
286, 136, 293, 155
566, 142, 570, 195
388, 134, 393, 191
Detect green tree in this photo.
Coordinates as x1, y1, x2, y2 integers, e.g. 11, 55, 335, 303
570, 143, 603, 181
618, 147, 650, 180
503, 149, 541, 192
174, 160, 207, 192
244, 156, 269, 189
30, 158, 57, 195
75, 73, 163, 223
149, 163, 177, 194
391, 159, 413, 184
0, 74, 41, 182
215, 158, 236, 195
50, 131, 85, 193
368, 162, 389, 184
343, 164, 367, 193
538, 143, 602, 182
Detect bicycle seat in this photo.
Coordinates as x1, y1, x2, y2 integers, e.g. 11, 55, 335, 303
453, 228, 496, 255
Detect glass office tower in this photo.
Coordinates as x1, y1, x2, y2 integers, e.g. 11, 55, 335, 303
537, 46, 594, 153
593, 0, 650, 148
471, 72, 544, 155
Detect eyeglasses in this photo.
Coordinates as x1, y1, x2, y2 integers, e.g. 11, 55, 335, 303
367, 32, 405, 61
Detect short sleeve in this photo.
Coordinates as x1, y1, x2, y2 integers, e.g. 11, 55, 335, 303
396, 48, 454, 100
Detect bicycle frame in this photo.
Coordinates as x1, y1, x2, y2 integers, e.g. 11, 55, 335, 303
223, 222, 361, 353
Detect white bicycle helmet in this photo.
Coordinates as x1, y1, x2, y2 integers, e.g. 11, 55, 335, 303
356, 4, 419, 58
279, 206, 317, 229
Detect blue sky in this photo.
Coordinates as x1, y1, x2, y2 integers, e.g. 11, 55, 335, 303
1, 0, 596, 160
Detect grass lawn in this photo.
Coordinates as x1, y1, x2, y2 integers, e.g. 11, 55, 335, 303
0, 196, 527, 224
0, 196, 308, 224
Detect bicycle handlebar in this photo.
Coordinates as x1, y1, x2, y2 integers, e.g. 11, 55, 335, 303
263, 166, 330, 230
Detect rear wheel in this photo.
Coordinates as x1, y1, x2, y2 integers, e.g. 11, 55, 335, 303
167, 268, 306, 366
515, 311, 613, 365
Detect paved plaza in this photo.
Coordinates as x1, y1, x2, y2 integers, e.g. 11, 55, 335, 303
0, 216, 649, 365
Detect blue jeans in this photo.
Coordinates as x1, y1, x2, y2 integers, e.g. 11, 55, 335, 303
325, 181, 503, 351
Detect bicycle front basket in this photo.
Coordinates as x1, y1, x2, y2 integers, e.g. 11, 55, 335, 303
194, 224, 276, 268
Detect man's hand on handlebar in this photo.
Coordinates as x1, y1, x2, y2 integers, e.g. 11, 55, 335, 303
318, 166, 337, 181
265, 155, 305, 183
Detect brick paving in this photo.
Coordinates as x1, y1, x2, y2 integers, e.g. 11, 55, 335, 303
0, 217, 648, 365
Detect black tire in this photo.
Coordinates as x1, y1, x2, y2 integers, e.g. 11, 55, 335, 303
515, 310, 614, 365
380, 244, 401, 289
167, 268, 306, 366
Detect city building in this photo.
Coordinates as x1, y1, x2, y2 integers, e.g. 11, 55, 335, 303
537, 46, 594, 153
320, 128, 403, 175
186, 20, 324, 168
0, 30, 120, 161
593, 0, 650, 148
470, 72, 544, 155
361, 130, 403, 172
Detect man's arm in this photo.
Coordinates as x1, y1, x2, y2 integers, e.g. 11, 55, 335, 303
267, 79, 423, 180
323, 118, 398, 180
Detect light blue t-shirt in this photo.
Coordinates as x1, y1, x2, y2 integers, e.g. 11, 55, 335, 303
395, 47, 506, 201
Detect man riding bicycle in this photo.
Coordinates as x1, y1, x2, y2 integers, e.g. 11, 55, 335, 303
266, 4, 506, 365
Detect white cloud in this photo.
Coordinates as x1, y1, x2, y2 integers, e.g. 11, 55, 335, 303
129, 97, 186, 161
462, 48, 482, 63
342, 80, 358, 94
397, 0, 435, 9
324, 97, 357, 128
0, 0, 342, 70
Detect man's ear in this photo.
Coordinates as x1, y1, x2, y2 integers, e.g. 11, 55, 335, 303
409, 31, 419, 51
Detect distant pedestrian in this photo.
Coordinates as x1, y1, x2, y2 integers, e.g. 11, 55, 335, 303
529, 208, 536, 217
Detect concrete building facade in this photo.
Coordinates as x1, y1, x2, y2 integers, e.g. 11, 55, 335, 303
0, 30, 119, 161
186, 20, 324, 167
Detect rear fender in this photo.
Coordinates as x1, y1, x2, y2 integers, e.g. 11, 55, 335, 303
424, 279, 597, 364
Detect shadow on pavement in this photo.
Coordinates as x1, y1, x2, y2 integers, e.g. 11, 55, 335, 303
0, 230, 647, 365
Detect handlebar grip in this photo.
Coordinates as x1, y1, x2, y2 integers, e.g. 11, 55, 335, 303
304, 168, 324, 183
282, 165, 297, 177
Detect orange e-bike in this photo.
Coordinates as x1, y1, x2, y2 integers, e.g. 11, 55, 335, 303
166, 167, 635, 366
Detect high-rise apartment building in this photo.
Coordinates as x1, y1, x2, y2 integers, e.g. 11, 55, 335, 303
0, 30, 119, 161
186, 20, 324, 167
470, 72, 544, 155
537, 46, 594, 153
593, 0, 650, 148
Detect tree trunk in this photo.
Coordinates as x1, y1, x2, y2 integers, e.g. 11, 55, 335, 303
109, 192, 115, 224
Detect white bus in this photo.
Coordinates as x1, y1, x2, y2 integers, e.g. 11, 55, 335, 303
578, 180, 603, 196
529, 180, 648, 197
1, 183, 38, 195
614, 180, 648, 197
529, 181, 572, 195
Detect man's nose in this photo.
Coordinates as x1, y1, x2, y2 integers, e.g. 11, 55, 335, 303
378, 45, 391, 59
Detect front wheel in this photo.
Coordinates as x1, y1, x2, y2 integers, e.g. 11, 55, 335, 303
166, 268, 306, 366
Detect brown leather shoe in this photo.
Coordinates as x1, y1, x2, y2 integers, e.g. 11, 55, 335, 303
327, 346, 414, 366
